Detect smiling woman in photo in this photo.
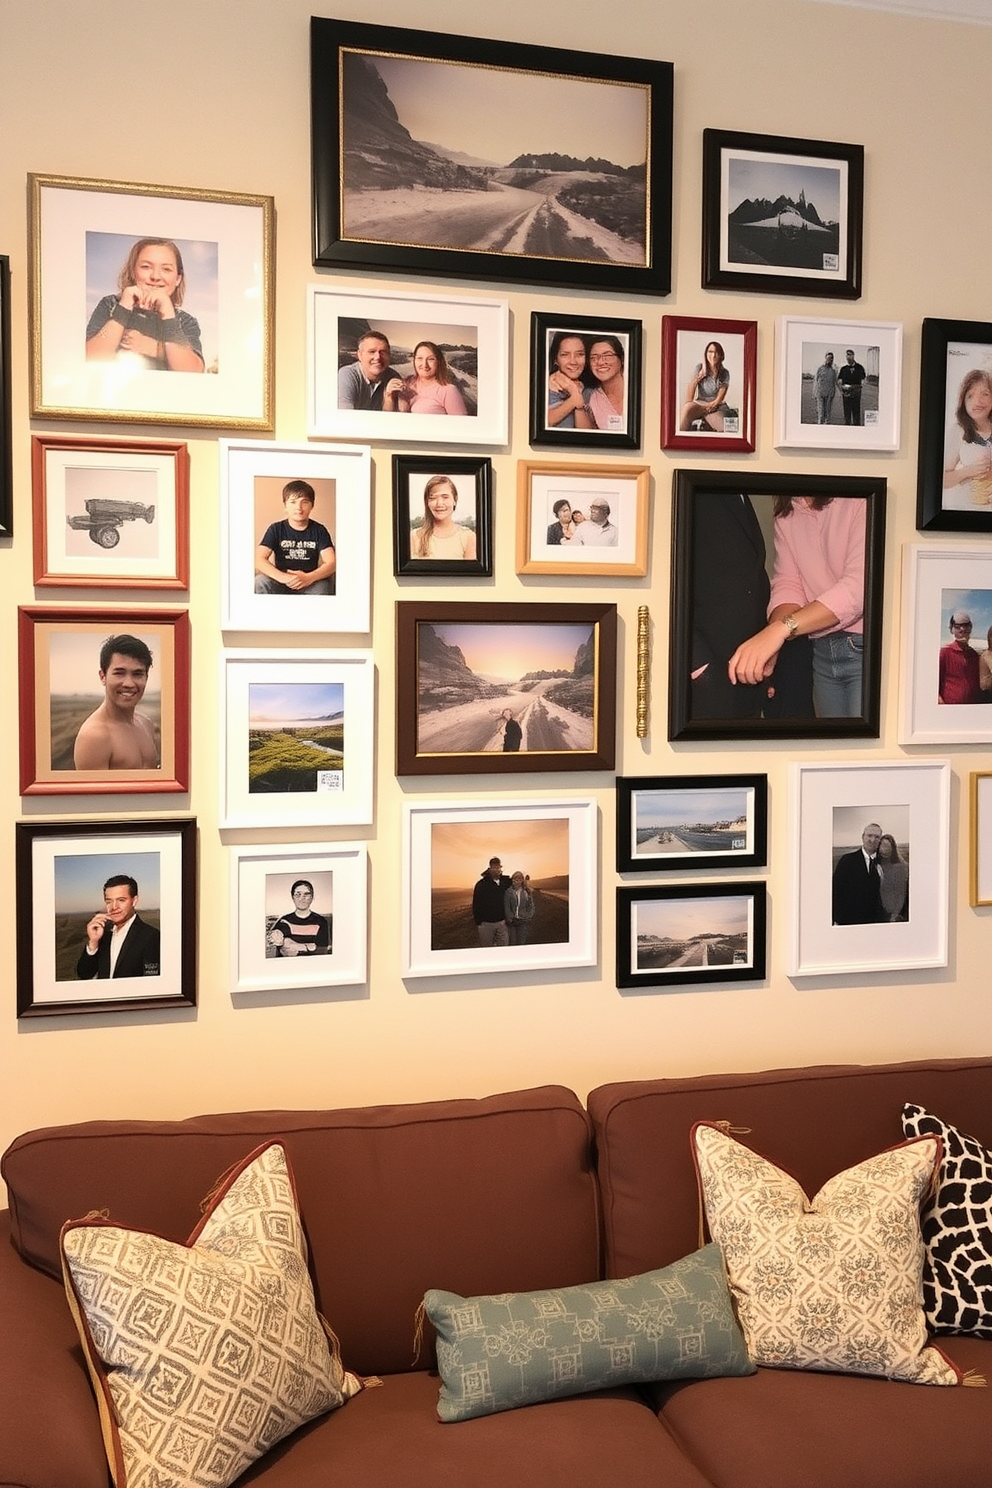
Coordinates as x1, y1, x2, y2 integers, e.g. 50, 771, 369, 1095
411, 475, 476, 561
402, 341, 468, 416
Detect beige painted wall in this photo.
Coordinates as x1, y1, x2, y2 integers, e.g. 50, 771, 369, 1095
2, 0, 991, 1190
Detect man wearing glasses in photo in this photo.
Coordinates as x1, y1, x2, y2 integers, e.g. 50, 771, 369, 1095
938, 610, 982, 704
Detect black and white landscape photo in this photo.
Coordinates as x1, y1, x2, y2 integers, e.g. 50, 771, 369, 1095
722, 152, 845, 279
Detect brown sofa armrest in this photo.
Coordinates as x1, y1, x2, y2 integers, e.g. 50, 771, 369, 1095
0, 1213, 108, 1488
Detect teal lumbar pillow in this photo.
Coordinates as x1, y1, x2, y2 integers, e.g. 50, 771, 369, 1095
424, 1242, 754, 1422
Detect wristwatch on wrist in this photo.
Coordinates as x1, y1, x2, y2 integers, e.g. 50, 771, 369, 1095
780, 613, 801, 639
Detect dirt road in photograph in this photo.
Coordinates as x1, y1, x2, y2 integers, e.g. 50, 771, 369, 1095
418, 684, 591, 756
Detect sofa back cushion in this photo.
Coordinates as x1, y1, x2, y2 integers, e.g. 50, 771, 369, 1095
588, 1058, 992, 1280
2, 1086, 600, 1377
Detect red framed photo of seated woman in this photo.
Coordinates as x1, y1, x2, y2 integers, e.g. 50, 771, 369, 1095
661, 316, 756, 453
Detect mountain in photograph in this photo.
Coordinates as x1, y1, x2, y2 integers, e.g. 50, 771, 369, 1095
727, 186, 838, 271
417, 625, 501, 711
729, 187, 830, 230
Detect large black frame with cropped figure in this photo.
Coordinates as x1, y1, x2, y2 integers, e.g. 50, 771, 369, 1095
668, 469, 886, 742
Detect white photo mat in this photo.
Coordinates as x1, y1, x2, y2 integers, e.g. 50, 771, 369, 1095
775, 316, 902, 451
220, 439, 371, 633
220, 650, 374, 829
307, 284, 509, 445
788, 759, 950, 977
899, 543, 992, 743
720, 147, 849, 284
402, 797, 598, 978
30, 175, 272, 427
30, 827, 188, 1006
230, 842, 367, 991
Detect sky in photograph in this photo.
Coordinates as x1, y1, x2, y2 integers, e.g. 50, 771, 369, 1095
429, 622, 593, 680
832, 804, 910, 848
726, 158, 841, 219
342, 320, 477, 352
800, 342, 878, 376
431, 818, 568, 889
48, 629, 162, 699
636, 790, 749, 829
369, 54, 648, 168
634, 895, 750, 939
54, 851, 160, 913
249, 683, 344, 722
264, 870, 333, 915
941, 588, 992, 648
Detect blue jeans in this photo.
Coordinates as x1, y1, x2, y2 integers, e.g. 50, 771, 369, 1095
812, 632, 863, 717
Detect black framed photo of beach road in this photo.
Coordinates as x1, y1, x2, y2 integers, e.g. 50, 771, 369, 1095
311, 17, 673, 295
616, 774, 768, 874
529, 313, 643, 450
616, 882, 767, 991
916, 318, 992, 533
392, 455, 493, 578
701, 130, 863, 299
396, 601, 617, 776
668, 469, 886, 743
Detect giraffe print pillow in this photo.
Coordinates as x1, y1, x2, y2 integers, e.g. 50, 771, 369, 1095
902, 1104, 992, 1337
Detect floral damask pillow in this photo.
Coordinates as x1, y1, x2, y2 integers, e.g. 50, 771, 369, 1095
693, 1122, 960, 1386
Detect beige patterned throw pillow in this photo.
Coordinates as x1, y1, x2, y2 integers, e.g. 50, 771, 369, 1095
693, 1123, 960, 1386
61, 1142, 361, 1488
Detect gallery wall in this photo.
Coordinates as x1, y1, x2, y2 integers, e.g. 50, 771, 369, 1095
2, 0, 992, 1192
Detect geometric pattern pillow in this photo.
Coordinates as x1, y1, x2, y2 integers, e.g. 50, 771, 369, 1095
693, 1122, 960, 1387
902, 1104, 992, 1337
424, 1242, 755, 1422
61, 1142, 361, 1488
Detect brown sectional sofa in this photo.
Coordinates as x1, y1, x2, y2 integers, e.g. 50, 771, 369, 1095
2, 1057, 991, 1488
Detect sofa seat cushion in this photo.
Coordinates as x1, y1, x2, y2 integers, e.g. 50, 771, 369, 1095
694, 1122, 958, 1386
61, 1142, 359, 1488
902, 1103, 992, 1335
650, 1336, 992, 1488
236, 1368, 717, 1488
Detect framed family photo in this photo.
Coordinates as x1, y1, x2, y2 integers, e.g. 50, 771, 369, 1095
701, 130, 863, 298
18, 606, 190, 796
307, 284, 508, 445
917, 318, 992, 532
668, 469, 886, 742
16, 817, 196, 1017
32, 434, 189, 588
516, 461, 649, 577
616, 773, 768, 874
899, 543, 992, 744
970, 772, 992, 908
401, 797, 598, 979
220, 440, 371, 633
660, 315, 756, 453
395, 600, 617, 775
775, 317, 902, 451
229, 842, 367, 994
616, 883, 766, 990
788, 760, 950, 977
29, 174, 273, 428
392, 455, 493, 577
311, 17, 674, 295
0, 255, 11, 535
529, 313, 642, 450
219, 650, 374, 829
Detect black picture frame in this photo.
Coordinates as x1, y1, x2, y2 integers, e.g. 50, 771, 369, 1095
668, 469, 886, 742
616, 882, 767, 990
311, 17, 673, 296
916, 318, 992, 532
616, 773, 768, 874
392, 455, 493, 577
701, 129, 863, 299
16, 817, 197, 1017
529, 312, 643, 450
0, 255, 11, 536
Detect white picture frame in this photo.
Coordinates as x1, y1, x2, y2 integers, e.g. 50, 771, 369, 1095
899, 543, 992, 744
229, 841, 367, 993
219, 650, 374, 829
775, 316, 902, 452
788, 759, 950, 977
220, 439, 371, 634
402, 797, 598, 979
307, 284, 509, 446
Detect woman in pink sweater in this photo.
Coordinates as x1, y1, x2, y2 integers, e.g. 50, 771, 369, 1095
727, 495, 866, 717
402, 342, 468, 416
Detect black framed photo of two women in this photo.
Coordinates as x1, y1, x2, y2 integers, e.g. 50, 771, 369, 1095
311, 17, 673, 296
917, 318, 992, 533
667, 469, 886, 742
529, 313, 643, 451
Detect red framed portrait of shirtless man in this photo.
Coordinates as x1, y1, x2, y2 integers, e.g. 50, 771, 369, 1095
18, 606, 190, 796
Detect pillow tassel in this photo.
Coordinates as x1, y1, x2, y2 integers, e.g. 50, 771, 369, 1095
412, 1299, 427, 1366
962, 1370, 987, 1387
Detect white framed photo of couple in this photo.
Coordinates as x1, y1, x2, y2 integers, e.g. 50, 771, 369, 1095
775, 317, 902, 452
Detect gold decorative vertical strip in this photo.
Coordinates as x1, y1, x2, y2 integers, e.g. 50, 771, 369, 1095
636, 605, 650, 739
